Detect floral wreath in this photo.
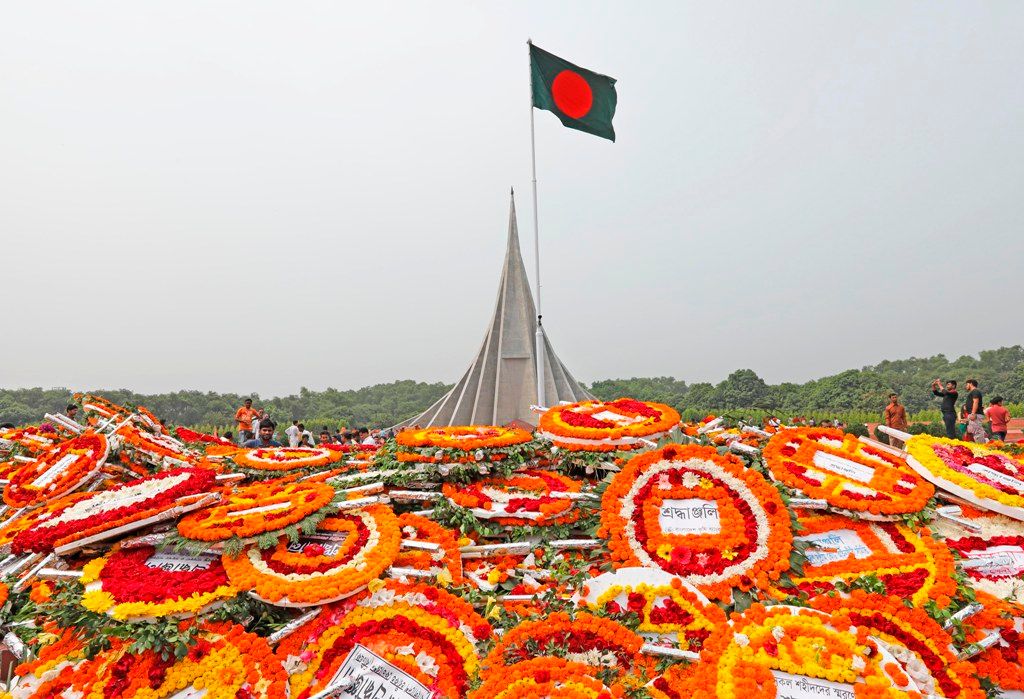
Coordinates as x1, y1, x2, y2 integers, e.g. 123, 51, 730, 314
483, 610, 656, 689
600, 443, 793, 601
763, 427, 934, 517
111, 622, 286, 699
222, 504, 400, 606
968, 593, 1024, 693
79, 544, 237, 621
177, 480, 338, 544
812, 591, 985, 699
469, 657, 615, 699
13, 467, 217, 554
279, 583, 485, 699
395, 512, 464, 584
76, 393, 130, 421
114, 424, 194, 469
931, 504, 1024, 604
906, 435, 1024, 515
3, 432, 108, 508
681, 604, 935, 699
539, 398, 681, 451
775, 513, 956, 607
230, 445, 345, 474
397, 425, 533, 451
0, 425, 59, 454
0, 495, 90, 552
442, 469, 584, 526
579, 568, 726, 652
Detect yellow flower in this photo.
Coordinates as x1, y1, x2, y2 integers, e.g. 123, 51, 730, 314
656, 544, 673, 561
721, 548, 738, 561
436, 569, 453, 587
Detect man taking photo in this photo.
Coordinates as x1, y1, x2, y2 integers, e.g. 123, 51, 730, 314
931, 379, 958, 439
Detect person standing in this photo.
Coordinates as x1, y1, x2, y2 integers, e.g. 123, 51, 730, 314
883, 393, 909, 448
242, 420, 280, 448
963, 378, 987, 444
65, 403, 80, 423
986, 396, 1010, 442
931, 379, 959, 439
285, 420, 301, 448
235, 398, 259, 445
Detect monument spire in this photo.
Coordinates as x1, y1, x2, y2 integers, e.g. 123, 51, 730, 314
401, 191, 592, 427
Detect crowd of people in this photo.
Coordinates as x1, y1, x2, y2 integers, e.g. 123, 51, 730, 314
232, 398, 386, 448
881, 378, 1012, 448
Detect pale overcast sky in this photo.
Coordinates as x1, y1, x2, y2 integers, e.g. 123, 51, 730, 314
2, 2, 1022, 396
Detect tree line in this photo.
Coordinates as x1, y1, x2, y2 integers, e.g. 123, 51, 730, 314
2, 346, 1022, 429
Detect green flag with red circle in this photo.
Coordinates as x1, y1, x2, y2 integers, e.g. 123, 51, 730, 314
530, 42, 617, 142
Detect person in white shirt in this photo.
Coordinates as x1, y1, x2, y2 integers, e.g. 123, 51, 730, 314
298, 423, 315, 447
285, 421, 301, 448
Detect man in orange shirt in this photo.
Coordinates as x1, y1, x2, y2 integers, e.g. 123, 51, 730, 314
235, 398, 260, 445
883, 393, 908, 448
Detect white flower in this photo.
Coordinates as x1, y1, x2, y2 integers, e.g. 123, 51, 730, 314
395, 644, 416, 656
415, 651, 439, 677
851, 655, 866, 671
771, 625, 785, 641
682, 472, 701, 488
733, 633, 750, 647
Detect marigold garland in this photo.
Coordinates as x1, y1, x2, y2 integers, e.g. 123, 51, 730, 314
932, 506, 1024, 604
397, 425, 533, 451
685, 604, 927, 699
281, 598, 482, 699
774, 513, 956, 607
442, 469, 583, 526
763, 427, 934, 517
114, 424, 194, 468
3, 432, 108, 508
230, 445, 345, 473
600, 443, 793, 601
906, 434, 1024, 514
539, 398, 681, 451
469, 657, 616, 699
579, 569, 726, 652
811, 591, 985, 699
222, 504, 400, 606
395, 512, 464, 584
12, 466, 217, 553
79, 544, 237, 621
482, 611, 656, 688
177, 480, 337, 542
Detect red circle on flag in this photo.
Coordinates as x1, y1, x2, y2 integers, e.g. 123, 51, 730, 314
552, 70, 593, 119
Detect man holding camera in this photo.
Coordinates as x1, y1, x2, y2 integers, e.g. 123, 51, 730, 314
931, 379, 958, 439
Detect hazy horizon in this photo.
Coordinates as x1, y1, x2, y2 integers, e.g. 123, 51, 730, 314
3, 3, 1022, 396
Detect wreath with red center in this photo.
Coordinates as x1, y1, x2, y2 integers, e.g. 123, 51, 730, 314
772, 512, 956, 606
600, 443, 793, 601
4, 433, 108, 508
79, 545, 236, 620
222, 504, 400, 606
442, 469, 584, 526
538, 398, 680, 451
763, 427, 934, 517
12, 467, 217, 554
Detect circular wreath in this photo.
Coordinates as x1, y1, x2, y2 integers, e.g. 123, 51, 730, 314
600, 443, 793, 601
470, 657, 616, 699
279, 588, 483, 699
482, 610, 656, 688
13, 467, 217, 554
114, 424, 193, 468
79, 544, 236, 621
442, 469, 584, 526
812, 591, 985, 699
123, 622, 286, 699
763, 427, 934, 517
775, 512, 956, 607
906, 435, 1024, 516
396, 425, 532, 451
539, 398, 681, 451
932, 505, 1024, 604
3, 433, 108, 508
395, 512, 464, 584
177, 481, 337, 542
681, 604, 933, 699
222, 504, 400, 606
578, 568, 726, 652
230, 445, 345, 473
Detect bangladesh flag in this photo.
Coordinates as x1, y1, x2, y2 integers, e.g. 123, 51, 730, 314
530, 42, 617, 142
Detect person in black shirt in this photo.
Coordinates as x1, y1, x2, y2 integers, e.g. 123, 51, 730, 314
962, 378, 987, 443
931, 379, 958, 439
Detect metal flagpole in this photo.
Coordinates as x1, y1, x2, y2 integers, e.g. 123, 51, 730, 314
528, 39, 546, 409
